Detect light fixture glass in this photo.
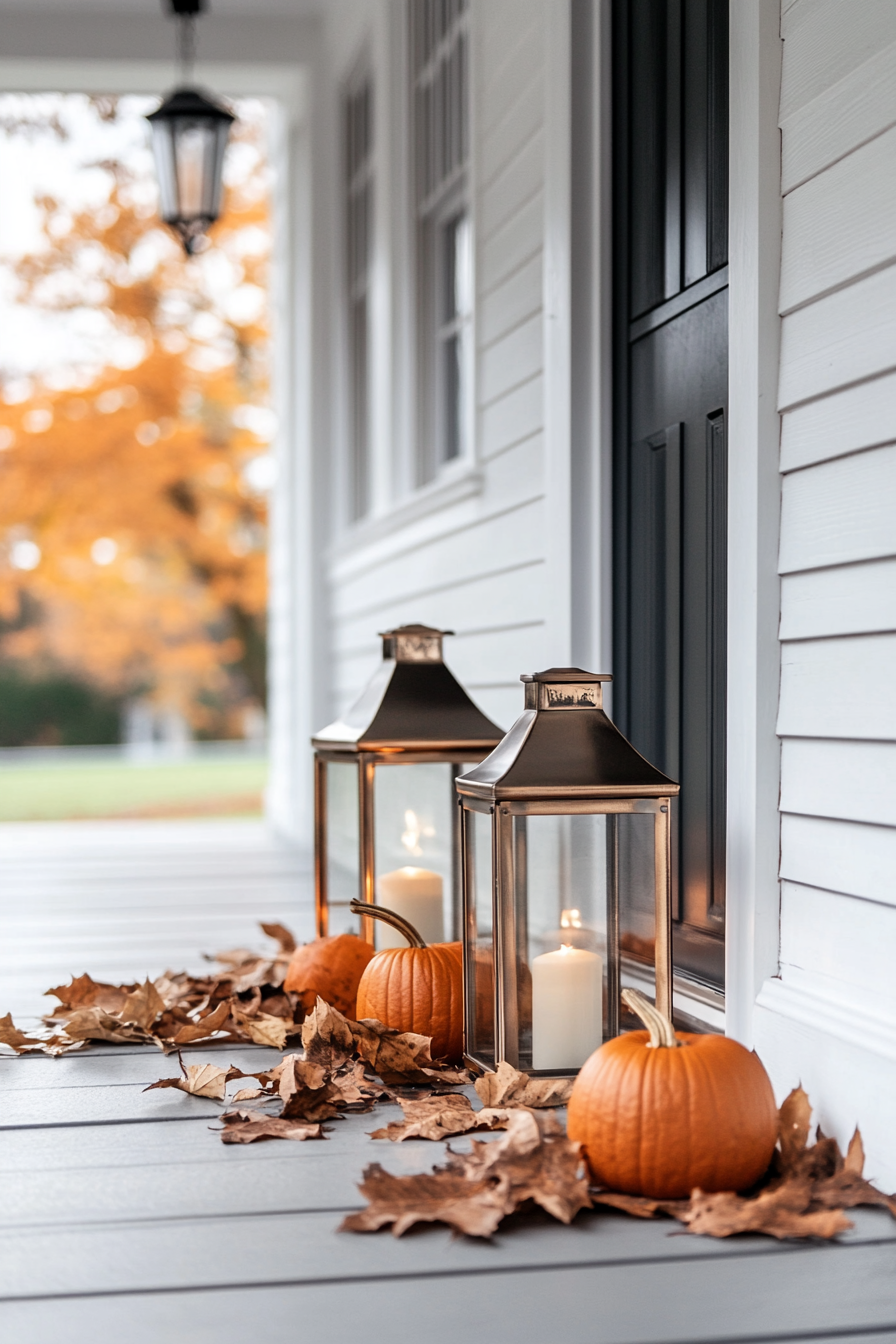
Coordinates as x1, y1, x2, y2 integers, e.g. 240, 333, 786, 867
147, 0, 235, 255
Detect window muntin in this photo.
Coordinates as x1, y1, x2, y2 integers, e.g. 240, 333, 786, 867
411, 0, 471, 483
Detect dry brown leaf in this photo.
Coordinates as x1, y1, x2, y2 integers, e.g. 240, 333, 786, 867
352, 1017, 437, 1084
219, 1110, 325, 1144
231, 1087, 266, 1102
231, 1009, 289, 1050
259, 922, 297, 955
344, 1106, 591, 1237
0, 1013, 51, 1053
165, 999, 232, 1045
680, 1184, 853, 1240
777, 1085, 812, 1174
474, 1060, 574, 1110
327, 1060, 390, 1109
370, 1093, 510, 1142
44, 973, 131, 1016
591, 1190, 688, 1220
301, 998, 356, 1068
119, 979, 166, 1032
60, 1006, 156, 1046
145, 1060, 240, 1101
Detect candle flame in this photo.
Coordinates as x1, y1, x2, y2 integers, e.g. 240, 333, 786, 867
560, 908, 583, 929
401, 809, 434, 857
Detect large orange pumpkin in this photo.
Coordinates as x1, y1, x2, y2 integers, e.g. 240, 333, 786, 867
283, 933, 375, 1018
351, 899, 464, 1062
567, 989, 778, 1199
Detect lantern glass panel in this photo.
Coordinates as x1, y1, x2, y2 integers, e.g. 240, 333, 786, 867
372, 761, 462, 948
507, 808, 659, 1075
463, 806, 495, 1068
325, 761, 360, 934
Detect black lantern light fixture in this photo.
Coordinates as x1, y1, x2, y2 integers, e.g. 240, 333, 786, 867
147, 0, 235, 255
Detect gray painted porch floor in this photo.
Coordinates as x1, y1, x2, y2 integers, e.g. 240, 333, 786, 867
1, 821, 895, 1344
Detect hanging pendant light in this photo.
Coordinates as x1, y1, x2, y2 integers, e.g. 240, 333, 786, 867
147, 0, 235, 256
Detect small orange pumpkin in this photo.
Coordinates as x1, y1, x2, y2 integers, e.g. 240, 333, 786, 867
567, 988, 778, 1199
283, 933, 375, 1018
351, 900, 464, 1062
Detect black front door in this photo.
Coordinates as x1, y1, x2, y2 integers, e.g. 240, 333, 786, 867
612, 0, 728, 990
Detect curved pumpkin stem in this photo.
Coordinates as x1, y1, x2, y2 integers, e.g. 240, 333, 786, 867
349, 899, 427, 949
621, 987, 679, 1049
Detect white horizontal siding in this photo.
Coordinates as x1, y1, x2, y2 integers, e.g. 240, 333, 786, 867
480, 311, 542, 405
480, 251, 542, 351
780, 558, 896, 640
480, 188, 544, 289
779, 367, 896, 472
778, 444, 896, 573
779, 0, 896, 123
778, 260, 896, 409
479, 127, 544, 241
780, 883, 896, 1015
781, 739, 896, 827
779, 124, 896, 313
780, 813, 896, 907
778, 634, 896, 740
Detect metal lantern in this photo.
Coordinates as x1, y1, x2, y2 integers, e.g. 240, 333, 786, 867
456, 668, 679, 1079
312, 625, 503, 948
147, 0, 235, 256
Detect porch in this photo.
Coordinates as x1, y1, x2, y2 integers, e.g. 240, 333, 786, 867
1, 821, 894, 1343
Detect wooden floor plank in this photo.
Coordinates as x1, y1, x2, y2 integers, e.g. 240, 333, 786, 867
2, 1240, 896, 1344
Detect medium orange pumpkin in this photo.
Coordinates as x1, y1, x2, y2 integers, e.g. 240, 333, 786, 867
351, 899, 464, 1062
283, 933, 375, 1018
567, 989, 778, 1199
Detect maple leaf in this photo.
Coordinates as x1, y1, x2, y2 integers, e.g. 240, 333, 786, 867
270, 1053, 342, 1122
327, 1060, 390, 1109
343, 1107, 591, 1238
145, 1059, 242, 1101
119, 979, 166, 1032
219, 1111, 325, 1144
474, 1060, 574, 1110
370, 1093, 511, 1142
44, 973, 131, 1017
259, 922, 297, 955
301, 998, 356, 1069
352, 1017, 438, 1084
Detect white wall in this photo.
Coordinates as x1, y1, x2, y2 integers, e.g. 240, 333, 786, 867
319, 0, 571, 735
754, 0, 896, 1190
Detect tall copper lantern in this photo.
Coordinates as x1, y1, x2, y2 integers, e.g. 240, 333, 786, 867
456, 668, 679, 1079
313, 625, 502, 947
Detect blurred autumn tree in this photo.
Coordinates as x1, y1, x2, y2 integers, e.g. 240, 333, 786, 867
0, 97, 272, 741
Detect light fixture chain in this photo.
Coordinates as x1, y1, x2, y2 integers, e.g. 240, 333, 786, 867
177, 13, 197, 84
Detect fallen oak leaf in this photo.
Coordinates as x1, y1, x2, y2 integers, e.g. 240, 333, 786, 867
680, 1183, 853, 1240
164, 999, 232, 1046
590, 1190, 688, 1220
777, 1085, 812, 1175
231, 1087, 266, 1102
370, 1093, 511, 1142
474, 1060, 573, 1110
457, 1109, 592, 1226
231, 1009, 289, 1050
352, 1017, 438, 1084
43, 973, 131, 1017
219, 1110, 325, 1144
259, 921, 297, 955
327, 1060, 390, 1109
0, 1013, 52, 1053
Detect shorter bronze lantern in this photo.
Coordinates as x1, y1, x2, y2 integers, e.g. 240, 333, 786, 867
313, 625, 502, 947
456, 668, 679, 1079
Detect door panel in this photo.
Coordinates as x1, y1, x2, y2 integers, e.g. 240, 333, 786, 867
613, 0, 729, 991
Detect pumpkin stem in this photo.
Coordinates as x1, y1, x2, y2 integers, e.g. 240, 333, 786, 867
349, 899, 428, 949
621, 987, 679, 1049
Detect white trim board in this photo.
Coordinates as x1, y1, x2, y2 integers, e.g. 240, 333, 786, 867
724, 0, 784, 1044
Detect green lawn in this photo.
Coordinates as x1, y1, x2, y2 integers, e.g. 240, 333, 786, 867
0, 756, 267, 822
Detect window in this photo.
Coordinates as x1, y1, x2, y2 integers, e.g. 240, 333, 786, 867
344, 76, 373, 521
411, 0, 471, 484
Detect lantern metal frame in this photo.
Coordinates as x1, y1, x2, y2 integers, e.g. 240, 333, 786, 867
312, 625, 503, 945
456, 668, 680, 1079
147, 0, 235, 256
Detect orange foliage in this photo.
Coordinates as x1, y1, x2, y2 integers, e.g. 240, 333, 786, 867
0, 117, 271, 734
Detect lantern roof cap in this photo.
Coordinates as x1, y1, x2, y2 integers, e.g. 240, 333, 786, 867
147, 86, 235, 125
312, 625, 502, 753
456, 666, 678, 800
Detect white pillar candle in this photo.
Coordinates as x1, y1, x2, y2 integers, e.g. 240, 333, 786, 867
531, 944, 603, 1072
374, 866, 444, 948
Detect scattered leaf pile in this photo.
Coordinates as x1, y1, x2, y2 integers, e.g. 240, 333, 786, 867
343, 1109, 591, 1238
0, 923, 304, 1055
591, 1087, 896, 1240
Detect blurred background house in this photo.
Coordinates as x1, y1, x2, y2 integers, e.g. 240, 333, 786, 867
0, 0, 894, 1184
